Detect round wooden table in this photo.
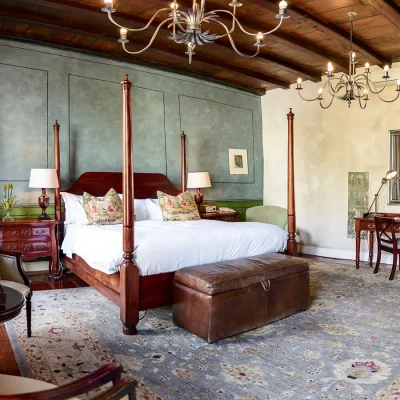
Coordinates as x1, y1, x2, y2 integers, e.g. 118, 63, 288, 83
0, 285, 25, 324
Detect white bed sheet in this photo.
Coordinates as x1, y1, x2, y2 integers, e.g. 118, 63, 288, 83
62, 220, 288, 276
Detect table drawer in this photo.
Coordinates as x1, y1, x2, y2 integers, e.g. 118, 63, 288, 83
0, 241, 51, 253
0, 226, 51, 241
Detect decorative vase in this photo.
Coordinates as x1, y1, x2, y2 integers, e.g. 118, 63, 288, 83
3, 210, 14, 222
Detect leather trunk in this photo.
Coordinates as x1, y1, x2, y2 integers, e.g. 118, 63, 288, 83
173, 253, 310, 343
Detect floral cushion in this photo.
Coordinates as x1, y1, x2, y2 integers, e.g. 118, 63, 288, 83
83, 188, 123, 225
157, 190, 200, 221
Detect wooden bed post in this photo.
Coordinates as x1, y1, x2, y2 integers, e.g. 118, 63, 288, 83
120, 74, 140, 335
287, 109, 298, 257
53, 120, 63, 279
54, 120, 61, 222
181, 131, 187, 192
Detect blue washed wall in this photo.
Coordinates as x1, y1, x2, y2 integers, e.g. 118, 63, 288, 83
0, 39, 263, 204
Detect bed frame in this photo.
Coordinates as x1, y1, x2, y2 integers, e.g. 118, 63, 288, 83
54, 74, 297, 335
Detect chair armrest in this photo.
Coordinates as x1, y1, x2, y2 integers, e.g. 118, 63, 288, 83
0, 364, 136, 400
0, 251, 30, 287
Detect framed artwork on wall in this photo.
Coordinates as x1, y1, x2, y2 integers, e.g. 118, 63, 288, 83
229, 149, 248, 175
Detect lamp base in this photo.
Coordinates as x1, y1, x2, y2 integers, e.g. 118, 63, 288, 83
38, 188, 51, 221
194, 188, 204, 207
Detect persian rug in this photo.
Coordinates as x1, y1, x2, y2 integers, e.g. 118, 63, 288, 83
6, 260, 400, 400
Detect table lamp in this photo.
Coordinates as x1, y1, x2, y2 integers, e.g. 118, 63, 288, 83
363, 169, 397, 217
187, 172, 212, 206
29, 169, 59, 220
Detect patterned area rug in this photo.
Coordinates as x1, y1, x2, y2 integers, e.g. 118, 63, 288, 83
6, 260, 400, 400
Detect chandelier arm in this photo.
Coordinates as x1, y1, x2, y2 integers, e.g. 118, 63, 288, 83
356, 87, 368, 109
121, 18, 174, 54
319, 94, 334, 109
213, 9, 283, 38
213, 19, 260, 57
376, 91, 400, 103
107, 8, 170, 32
364, 76, 389, 95
297, 90, 320, 102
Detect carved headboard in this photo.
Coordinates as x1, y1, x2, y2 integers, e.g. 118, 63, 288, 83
64, 172, 180, 198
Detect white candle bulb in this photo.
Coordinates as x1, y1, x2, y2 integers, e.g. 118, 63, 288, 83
297, 78, 302, 84
279, 1, 288, 8
397, 79, 400, 85
170, 2, 178, 9
365, 62, 370, 69
384, 65, 389, 72
104, 0, 112, 3
257, 32, 263, 40
352, 52, 356, 60
328, 62, 333, 72
318, 88, 323, 95
364, 89, 368, 95
120, 28, 127, 35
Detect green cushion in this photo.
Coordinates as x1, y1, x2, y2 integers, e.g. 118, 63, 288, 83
246, 206, 288, 230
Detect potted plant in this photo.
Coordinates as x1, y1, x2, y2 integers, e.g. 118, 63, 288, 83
0, 183, 18, 222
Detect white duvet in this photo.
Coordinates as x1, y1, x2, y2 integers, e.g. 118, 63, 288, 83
62, 220, 287, 276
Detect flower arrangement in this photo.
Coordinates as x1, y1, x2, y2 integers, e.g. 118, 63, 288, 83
0, 183, 18, 222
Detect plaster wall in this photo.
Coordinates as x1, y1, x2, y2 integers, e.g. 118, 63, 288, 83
262, 63, 400, 261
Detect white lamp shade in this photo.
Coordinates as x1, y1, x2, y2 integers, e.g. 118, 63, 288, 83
29, 169, 59, 189
187, 172, 212, 189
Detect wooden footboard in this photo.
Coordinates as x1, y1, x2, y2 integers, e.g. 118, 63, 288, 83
64, 255, 175, 311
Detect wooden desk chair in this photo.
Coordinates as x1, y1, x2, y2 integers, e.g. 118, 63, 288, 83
374, 217, 400, 280
0, 364, 136, 400
0, 251, 32, 336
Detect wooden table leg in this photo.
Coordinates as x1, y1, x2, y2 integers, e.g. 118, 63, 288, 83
356, 232, 361, 269
368, 230, 374, 267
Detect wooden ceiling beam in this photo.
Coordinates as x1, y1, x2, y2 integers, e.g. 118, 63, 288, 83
0, 14, 289, 90
15, 0, 320, 83
259, 0, 391, 68
0, 31, 266, 96
362, 0, 400, 30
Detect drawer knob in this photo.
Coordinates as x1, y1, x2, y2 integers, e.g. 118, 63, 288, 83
22, 229, 32, 236
35, 229, 46, 235
368, 224, 375, 228
22, 244, 32, 251
7, 245, 18, 251
6, 230, 17, 236
35, 244, 47, 250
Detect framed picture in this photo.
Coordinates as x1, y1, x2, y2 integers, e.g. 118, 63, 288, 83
229, 149, 248, 175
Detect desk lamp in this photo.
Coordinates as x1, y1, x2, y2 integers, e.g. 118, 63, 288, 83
363, 169, 397, 217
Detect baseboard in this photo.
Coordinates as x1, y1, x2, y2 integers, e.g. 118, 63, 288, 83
300, 245, 395, 265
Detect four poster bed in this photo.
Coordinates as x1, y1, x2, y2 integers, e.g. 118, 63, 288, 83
54, 74, 298, 335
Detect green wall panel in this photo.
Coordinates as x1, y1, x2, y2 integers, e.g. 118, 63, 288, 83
0, 39, 263, 206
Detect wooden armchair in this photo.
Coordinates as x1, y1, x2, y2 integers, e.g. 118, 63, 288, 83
374, 216, 400, 280
0, 364, 136, 399
0, 251, 32, 336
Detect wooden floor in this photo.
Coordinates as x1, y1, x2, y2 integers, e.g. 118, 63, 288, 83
0, 255, 390, 377
0, 271, 88, 377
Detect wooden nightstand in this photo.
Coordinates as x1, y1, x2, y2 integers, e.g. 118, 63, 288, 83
200, 211, 240, 222
0, 219, 58, 277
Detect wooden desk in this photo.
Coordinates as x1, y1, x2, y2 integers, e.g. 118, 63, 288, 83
354, 213, 400, 268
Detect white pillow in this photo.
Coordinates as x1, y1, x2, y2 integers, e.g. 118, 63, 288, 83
146, 199, 163, 221
62, 193, 149, 224
134, 199, 149, 221
61, 192, 89, 225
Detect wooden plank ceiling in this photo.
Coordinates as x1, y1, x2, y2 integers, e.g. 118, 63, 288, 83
1, 0, 400, 95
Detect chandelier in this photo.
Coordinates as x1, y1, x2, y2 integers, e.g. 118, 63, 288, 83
295, 12, 400, 109
101, 0, 289, 64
